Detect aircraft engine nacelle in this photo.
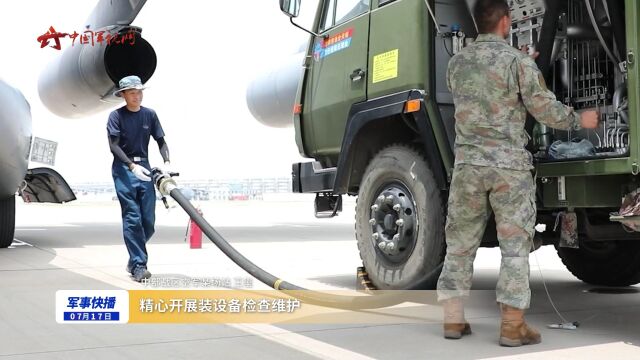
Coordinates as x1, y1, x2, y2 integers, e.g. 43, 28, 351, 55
38, 27, 156, 119
0, 80, 31, 197
245, 51, 304, 128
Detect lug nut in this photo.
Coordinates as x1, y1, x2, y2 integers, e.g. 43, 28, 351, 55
385, 196, 394, 205
369, 218, 376, 225
377, 195, 385, 203
393, 204, 401, 212
396, 219, 404, 227
372, 233, 380, 240
393, 234, 400, 242
371, 204, 379, 212
387, 243, 395, 251
378, 242, 386, 250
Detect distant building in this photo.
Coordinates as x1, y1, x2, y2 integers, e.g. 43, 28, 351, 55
71, 177, 292, 201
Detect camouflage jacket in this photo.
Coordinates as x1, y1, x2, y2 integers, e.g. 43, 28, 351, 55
447, 33, 582, 171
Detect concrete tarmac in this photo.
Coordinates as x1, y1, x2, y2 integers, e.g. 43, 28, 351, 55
1, 196, 639, 359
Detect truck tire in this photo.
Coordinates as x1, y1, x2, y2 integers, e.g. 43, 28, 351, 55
355, 145, 445, 289
0, 196, 16, 248
557, 240, 640, 287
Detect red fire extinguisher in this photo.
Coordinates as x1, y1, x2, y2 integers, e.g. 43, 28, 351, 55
185, 207, 203, 249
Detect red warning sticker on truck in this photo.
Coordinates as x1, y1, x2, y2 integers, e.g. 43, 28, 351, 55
313, 28, 353, 60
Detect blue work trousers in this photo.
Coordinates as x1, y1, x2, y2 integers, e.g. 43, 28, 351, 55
112, 160, 156, 273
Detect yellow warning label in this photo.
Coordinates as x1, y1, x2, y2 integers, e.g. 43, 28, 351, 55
372, 49, 399, 84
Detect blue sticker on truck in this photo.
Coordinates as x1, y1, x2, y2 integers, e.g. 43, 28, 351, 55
314, 28, 353, 60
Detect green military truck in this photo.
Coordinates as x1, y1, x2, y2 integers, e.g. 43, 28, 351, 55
274, 0, 640, 289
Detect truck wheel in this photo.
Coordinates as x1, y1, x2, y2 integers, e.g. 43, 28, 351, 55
557, 240, 640, 286
355, 145, 445, 289
0, 196, 16, 248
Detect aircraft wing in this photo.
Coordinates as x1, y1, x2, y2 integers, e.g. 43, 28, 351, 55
84, 0, 148, 29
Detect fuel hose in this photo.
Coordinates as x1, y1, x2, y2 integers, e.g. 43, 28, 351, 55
153, 169, 434, 310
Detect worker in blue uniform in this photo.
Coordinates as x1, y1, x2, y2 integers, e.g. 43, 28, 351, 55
107, 75, 170, 282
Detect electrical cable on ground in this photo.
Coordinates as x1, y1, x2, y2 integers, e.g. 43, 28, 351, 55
531, 229, 580, 330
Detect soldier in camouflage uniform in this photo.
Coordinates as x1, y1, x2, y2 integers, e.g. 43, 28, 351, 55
436, 0, 599, 346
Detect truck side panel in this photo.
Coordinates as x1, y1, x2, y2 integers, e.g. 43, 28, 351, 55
368, 0, 428, 99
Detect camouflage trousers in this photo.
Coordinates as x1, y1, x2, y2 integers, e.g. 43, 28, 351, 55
437, 164, 536, 309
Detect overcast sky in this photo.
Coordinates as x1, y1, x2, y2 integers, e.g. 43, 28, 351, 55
1, 0, 320, 184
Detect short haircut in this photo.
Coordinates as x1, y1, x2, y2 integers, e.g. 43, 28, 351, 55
473, 0, 510, 34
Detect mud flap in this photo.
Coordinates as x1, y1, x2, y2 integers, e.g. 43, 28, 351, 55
556, 211, 579, 248
314, 193, 342, 218
19, 167, 76, 204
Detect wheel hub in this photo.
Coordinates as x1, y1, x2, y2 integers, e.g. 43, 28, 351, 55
369, 183, 417, 263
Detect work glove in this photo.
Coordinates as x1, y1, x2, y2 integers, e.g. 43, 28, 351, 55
160, 161, 171, 175
130, 164, 151, 181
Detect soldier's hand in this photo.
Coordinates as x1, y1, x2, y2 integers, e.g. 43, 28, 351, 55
580, 110, 599, 129
520, 45, 539, 60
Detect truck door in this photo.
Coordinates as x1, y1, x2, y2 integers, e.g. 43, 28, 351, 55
305, 0, 370, 159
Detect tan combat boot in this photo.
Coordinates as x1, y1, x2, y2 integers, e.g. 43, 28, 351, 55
443, 298, 472, 339
499, 303, 541, 347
